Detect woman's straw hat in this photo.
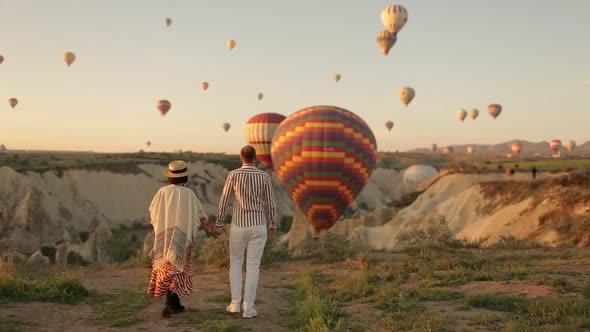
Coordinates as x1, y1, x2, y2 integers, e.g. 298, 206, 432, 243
163, 160, 189, 178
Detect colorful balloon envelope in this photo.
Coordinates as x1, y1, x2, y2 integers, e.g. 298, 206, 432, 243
385, 121, 394, 132
271, 106, 377, 232
399, 87, 415, 107
488, 104, 502, 119
381, 5, 408, 35
376, 30, 397, 56
457, 109, 467, 122
8, 98, 18, 109
227, 40, 236, 50
222, 122, 231, 132
202, 82, 209, 91
0, 55, 4, 64
469, 108, 479, 120
550, 139, 561, 153
64, 52, 76, 66
157, 100, 171, 116
511, 142, 522, 155
244, 113, 286, 170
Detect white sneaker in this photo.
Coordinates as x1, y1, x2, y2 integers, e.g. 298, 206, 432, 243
226, 301, 241, 313
242, 303, 257, 319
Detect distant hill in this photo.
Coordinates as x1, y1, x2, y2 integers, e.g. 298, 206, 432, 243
408, 140, 590, 156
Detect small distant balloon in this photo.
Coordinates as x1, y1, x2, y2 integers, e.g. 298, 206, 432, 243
333, 73, 341, 83
467, 146, 475, 155
164, 17, 172, 27
157, 100, 171, 117
8, 98, 18, 109
201, 82, 209, 91
511, 142, 522, 155
257, 92, 264, 101
146, 141, 151, 147
227, 40, 236, 50
429, 143, 437, 153
488, 104, 502, 119
442, 146, 454, 155
469, 108, 479, 120
565, 140, 576, 152
385, 121, 394, 132
399, 87, 415, 107
376, 30, 397, 56
457, 109, 467, 122
222, 122, 231, 132
550, 139, 562, 154
64, 52, 76, 66
381, 5, 408, 35
0, 55, 4, 64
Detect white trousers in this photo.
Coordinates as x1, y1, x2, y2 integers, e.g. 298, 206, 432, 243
229, 224, 267, 307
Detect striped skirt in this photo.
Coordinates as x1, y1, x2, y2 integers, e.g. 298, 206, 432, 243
147, 250, 193, 297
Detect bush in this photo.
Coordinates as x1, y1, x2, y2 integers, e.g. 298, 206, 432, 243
397, 217, 457, 247
198, 234, 230, 268
304, 233, 354, 263
0, 273, 89, 304
109, 229, 134, 263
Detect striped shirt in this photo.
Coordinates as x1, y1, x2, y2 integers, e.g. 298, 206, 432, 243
215, 165, 278, 228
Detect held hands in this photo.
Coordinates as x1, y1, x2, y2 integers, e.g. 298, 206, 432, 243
268, 226, 277, 237
200, 218, 226, 236
213, 225, 227, 236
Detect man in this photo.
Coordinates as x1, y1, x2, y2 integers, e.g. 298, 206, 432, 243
215, 145, 278, 319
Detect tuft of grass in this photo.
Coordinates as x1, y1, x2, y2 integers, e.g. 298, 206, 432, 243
289, 271, 346, 331
198, 234, 230, 268
469, 313, 505, 330
89, 291, 155, 327
0, 272, 89, 304
491, 235, 546, 250
466, 293, 527, 312
582, 284, 590, 300
303, 233, 354, 264
332, 269, 377, 302
536, 275, 570, 292
198, 322, 250, 332
383, 312, 449, 331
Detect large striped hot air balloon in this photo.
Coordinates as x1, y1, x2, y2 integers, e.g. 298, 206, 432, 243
381, 5, 408, 35
244, 113, 286, 170
271, 106, 377, 232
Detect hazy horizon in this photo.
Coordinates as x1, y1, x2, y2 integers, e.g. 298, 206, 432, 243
1, 0, 589, 153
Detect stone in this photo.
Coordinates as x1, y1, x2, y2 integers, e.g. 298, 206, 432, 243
28, 250, 50, 266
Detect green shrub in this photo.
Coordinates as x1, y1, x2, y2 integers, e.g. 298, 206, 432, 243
0, 273, 89, 304
109, 229, 134, 263
466, 294, 527, 312
198, 234, 230, 268
303, 233, 354, 263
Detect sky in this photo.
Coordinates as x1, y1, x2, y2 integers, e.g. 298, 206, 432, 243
1, 0, 589, 153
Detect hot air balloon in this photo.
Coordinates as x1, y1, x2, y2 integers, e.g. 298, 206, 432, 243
222, 123, 231, 132
333, 74, 341, 83
565, 140, 576, 152
467, 146, 475, 155
201, 82, 209, 91
385, 121, 394, 132
381, 5, 408, 35
157, 100, 171, 117
271, 105, 377, 232
404, 165, 438, 185
550, 139, 562, 154
164, 17, 172, 27
227, 40, 236, 50
511, 142, 522, 156
244, 113, 286, 170
488, 104, 502, 119
257, 92, 264, 101
442, 146, 454, 155
399, 87, 415, 107
469, 108, 479, 120
457, 109, 467, 122
376, 30, 397, 56
429, 143, 437, 153
64, 52, 76, 66
8, 98, 18, 109
146, 141, 152, 147
0, 55, 4, 64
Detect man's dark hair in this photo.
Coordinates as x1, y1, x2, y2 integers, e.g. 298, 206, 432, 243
168, 176, 188, 185
240, 145, 256, 163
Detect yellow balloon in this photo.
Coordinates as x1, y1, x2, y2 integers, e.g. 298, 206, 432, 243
64, 52, 76, 66
227, 40, 236, 50
377, 30, 397, 56
399, 87, 415, 106
333, 74, 341, 82
164, 17, 172, 27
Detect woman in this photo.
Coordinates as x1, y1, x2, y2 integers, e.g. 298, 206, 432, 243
147, 160, 218, 317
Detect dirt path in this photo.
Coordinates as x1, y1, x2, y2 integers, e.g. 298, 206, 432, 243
0, 261, 312, 332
